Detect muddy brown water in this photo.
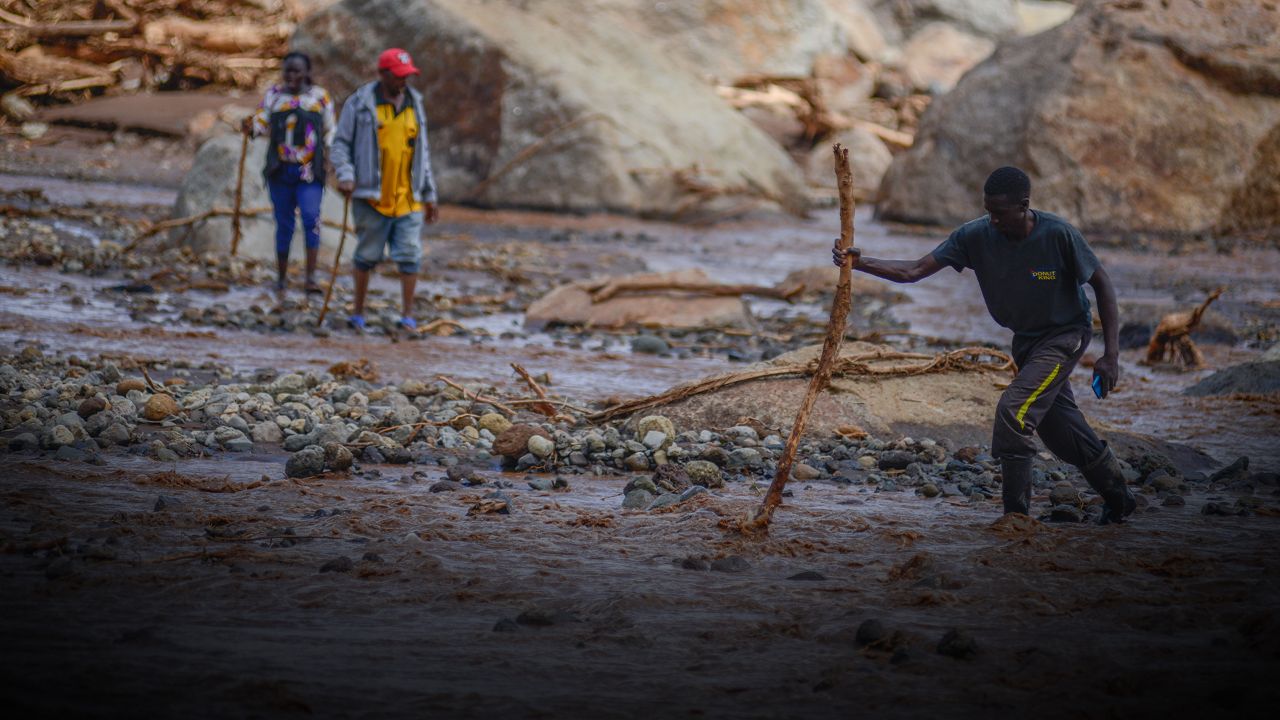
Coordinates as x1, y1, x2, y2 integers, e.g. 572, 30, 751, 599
2, 175, 1279, 716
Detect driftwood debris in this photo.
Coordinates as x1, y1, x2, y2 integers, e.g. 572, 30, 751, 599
745, 143, 856, 534
125, 205, 353, 252
586, 278, 805, 304
587, 347, 1014, 424
435, 375, 516, 417
1142, 287, 1225, 369
0, 1, 295, 109
511, 363, 573, 422
718, 76, 919, 150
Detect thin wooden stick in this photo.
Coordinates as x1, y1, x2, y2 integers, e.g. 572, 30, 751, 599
507, 398, 595, 414
125, 206, 272, 250
316, 195, 350, 327
745, 143, 857, 533
230, 129, 250, 256
511, 363, 573, 420
589, 280, 805, 304
138, 365, 165, 394
434, 375, 516, 416
127, 206, 350, 251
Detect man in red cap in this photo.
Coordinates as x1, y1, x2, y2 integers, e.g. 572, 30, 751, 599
331, 48, 438, 332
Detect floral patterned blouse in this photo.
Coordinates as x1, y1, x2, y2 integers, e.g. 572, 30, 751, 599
249, 83, 336, 183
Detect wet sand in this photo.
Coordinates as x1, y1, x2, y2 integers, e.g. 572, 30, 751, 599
2, 168, 1279, 717
2, 454, 1278, 718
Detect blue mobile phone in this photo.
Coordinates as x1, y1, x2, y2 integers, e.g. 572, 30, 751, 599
1091, 374, 1104, 399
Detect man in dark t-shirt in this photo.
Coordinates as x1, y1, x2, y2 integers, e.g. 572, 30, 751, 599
832, 166, 1135, 524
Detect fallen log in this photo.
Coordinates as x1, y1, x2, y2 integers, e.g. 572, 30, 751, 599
15, 75, 115, 97
141, 16, 290, 54
0, 19, 139, 38
0, 49, 113, 86
588, 279, 805, 304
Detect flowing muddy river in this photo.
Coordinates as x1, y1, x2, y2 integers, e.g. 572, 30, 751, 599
2, 171, 1276, 466
2, 173, 1279, 717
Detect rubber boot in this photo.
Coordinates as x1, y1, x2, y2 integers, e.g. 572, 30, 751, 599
1000, 456, 1034, 515
1081, 443, 1136, 525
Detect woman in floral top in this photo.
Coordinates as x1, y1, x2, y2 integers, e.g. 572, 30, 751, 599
243, 52, 336, 293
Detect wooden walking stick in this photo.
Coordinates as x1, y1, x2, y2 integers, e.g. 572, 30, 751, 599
743, 143, 857, 534
316, 196, 350, 327
230, 127, 250, 256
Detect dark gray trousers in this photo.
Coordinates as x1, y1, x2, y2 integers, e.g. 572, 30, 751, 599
992, 325, 1106, 467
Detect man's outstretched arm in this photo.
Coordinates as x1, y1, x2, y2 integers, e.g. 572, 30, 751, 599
1087, 265, 1121, 396
831, 241, 945, 284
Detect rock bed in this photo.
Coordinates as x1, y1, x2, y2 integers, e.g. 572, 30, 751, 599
0, 215, 278, 288
3, 211, 910, 361
3, 346, 1271, 522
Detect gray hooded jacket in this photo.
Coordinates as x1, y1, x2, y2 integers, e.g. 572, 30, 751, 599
331, 81, 438, 205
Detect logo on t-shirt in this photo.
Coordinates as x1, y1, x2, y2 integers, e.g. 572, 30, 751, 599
1029, 268, 1057, 281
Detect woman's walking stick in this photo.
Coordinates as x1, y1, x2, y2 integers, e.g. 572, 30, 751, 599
316, 195, 350, 326
230, 129, 249, 256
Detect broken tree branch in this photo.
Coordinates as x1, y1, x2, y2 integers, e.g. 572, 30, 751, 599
1, 19, 139, 37
511, 363, 567, 420
1142, 286, 1225, 368
125, 205, 351, 252
507, 398, 595, 415
747, 143, 856, 533
434, 376, 515, 417
588, 279, 805, 304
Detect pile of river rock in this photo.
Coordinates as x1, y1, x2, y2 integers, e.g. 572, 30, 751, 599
1, 347, 1268, 520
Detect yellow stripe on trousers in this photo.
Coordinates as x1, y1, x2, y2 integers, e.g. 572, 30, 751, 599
1015, 363, 1061, 429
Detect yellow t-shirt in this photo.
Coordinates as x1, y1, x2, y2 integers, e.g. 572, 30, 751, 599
369, 99, 424, 218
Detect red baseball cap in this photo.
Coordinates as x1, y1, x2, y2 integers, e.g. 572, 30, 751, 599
377, 48, 419, 77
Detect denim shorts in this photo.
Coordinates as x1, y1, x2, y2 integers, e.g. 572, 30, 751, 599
351, 201, 424, 274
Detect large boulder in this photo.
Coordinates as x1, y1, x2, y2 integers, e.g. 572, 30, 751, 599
169, 134, 350, 260
292, 0, 810, 218
525, 269, 752, 330
901, 22, 993, 94
619, 0, 877, 79
877, 0, 1280, 240
630, 341, 1007, 445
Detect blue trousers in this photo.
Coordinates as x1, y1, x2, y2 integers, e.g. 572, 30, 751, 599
267, 165, 323, 257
